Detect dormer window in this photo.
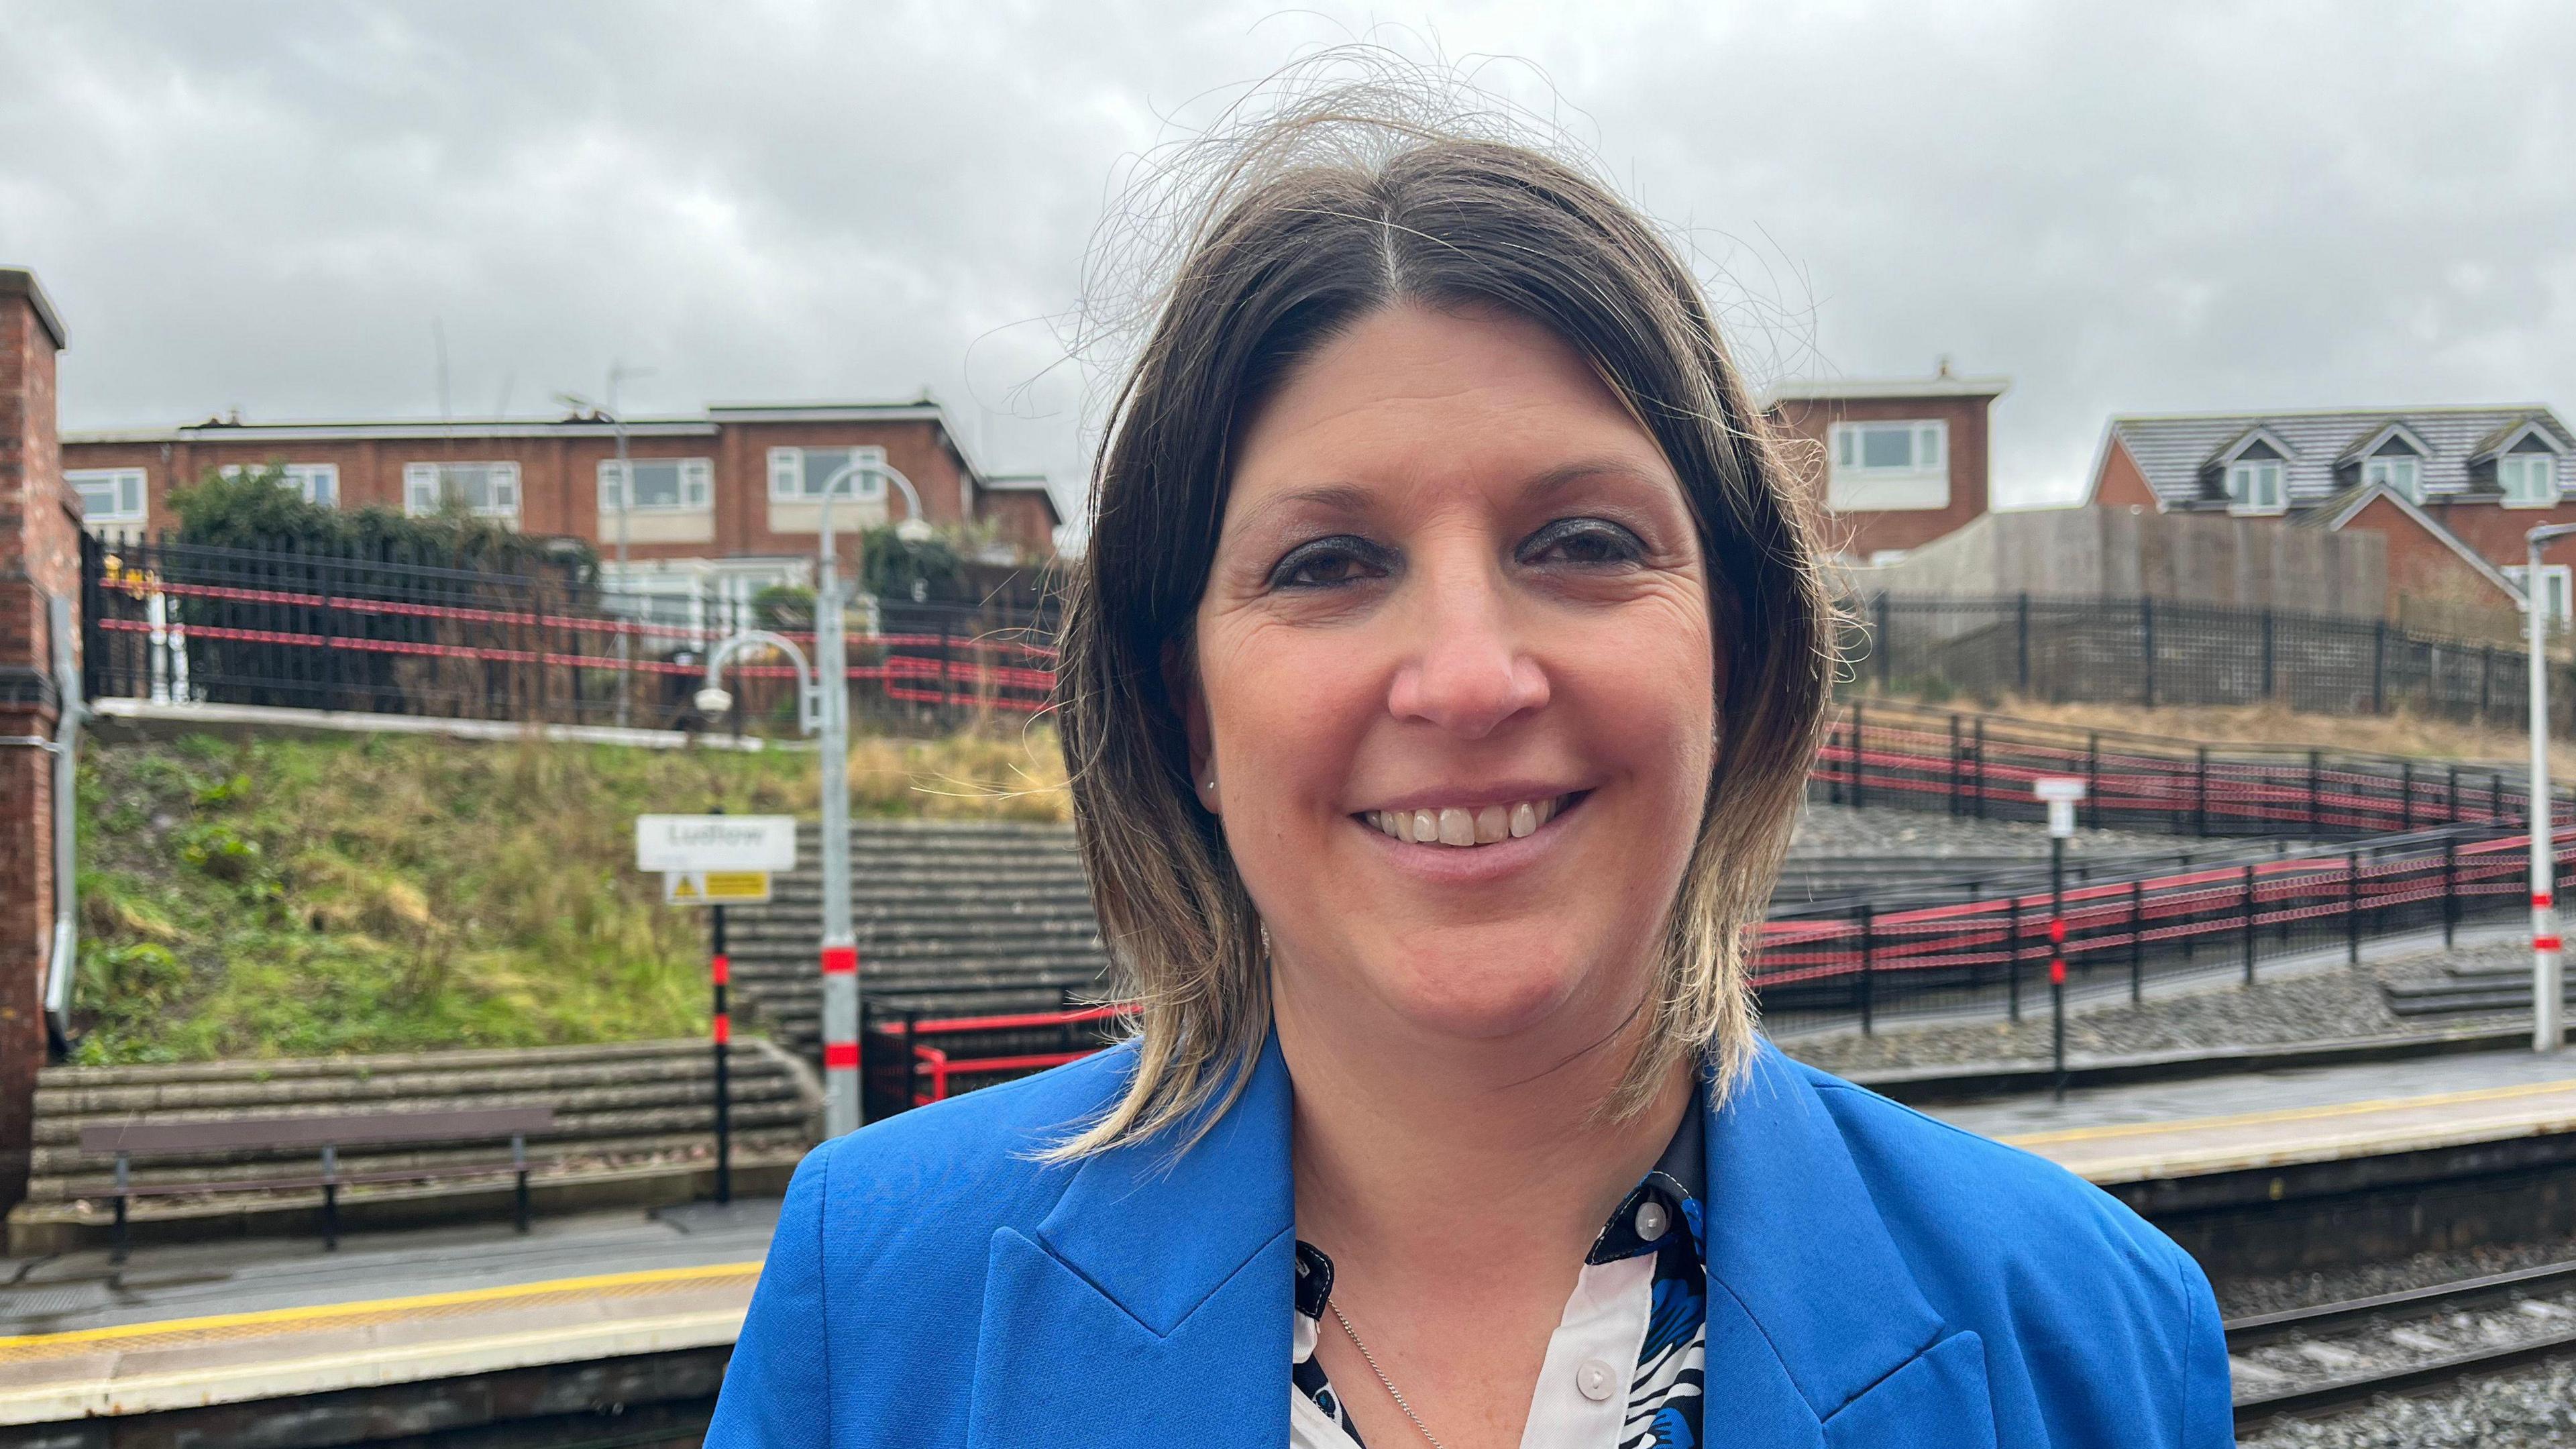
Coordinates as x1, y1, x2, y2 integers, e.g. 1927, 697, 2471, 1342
2501, 451, 2561, 507
1826, 421, 1949, 511
2226, 459, 2284, 514
2361, 447, 2422, 502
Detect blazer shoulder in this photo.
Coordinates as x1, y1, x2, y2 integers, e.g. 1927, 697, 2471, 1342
1796, 1065, 2196, 1287
808, 1040, 1138, 1259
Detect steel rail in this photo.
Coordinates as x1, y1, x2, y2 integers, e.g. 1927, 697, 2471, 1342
2226, 1257, 2576, 1428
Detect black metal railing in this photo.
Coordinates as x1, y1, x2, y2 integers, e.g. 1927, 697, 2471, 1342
80, 533, 1055, 732
1847, 592, 2563, 732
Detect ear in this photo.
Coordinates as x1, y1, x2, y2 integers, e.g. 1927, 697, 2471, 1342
1162, 637, 1218, 812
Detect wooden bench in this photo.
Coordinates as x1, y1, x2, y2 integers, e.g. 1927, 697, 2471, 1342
78, 1106, 555, 1259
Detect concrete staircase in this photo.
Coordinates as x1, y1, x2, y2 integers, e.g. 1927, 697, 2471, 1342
2384, 967, 2576, 1020
8, 1039, 820, 1254
723, 820, 1112, 1056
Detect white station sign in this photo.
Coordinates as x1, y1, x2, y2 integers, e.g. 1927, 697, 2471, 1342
635, 815, 798, 873
2031, 777, 2088, 839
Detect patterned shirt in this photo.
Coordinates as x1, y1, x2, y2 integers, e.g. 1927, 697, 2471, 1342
1290, 1097, 1707, 1448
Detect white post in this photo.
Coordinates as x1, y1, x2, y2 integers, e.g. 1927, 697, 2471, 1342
816, 518, 859, 1134
2530, 531, 2563, 1053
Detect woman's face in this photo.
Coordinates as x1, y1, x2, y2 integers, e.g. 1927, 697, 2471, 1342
1189, 301, 1719, 1052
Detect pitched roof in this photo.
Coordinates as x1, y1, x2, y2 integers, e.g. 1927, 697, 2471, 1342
2102, 404, 2576, 510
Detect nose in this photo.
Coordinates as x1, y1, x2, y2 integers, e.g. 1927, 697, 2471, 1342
1385, 562, 1550, 739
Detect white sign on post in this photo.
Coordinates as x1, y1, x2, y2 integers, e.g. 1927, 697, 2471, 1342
2033, 777, 2087, 839
636, 815, 798, 873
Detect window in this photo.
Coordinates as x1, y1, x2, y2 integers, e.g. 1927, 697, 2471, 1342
2226, 460, 2285, 514
767, 445, 886, 502
2361, 453, 2420, 502
66, 468, 147, 522
598, 457, 713, 513
1825, 421, 1948, 511
217, 462, 337, 507
2507, 564, 2573, 624
402, 462, 520, 518
2500, 453, 2560, 507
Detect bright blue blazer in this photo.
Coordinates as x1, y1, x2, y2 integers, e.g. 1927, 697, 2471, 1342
706, 1036, 2234, 1447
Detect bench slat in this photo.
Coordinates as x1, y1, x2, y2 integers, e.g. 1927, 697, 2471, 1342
78, 1106, 554, 1157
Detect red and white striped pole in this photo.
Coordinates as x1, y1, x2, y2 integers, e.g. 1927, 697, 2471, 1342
2525, 525, 2573, 1054
822, 939, 859, 1126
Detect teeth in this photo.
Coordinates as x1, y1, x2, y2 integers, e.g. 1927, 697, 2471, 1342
1365, 796, 1570, 848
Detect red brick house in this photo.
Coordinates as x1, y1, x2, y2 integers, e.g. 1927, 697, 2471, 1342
2080, 405, 2576, 620
1764, 370, 2010, 565
61, 398, 1064, 622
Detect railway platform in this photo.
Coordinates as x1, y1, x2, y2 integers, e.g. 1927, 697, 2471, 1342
0, 1201, 777, 1444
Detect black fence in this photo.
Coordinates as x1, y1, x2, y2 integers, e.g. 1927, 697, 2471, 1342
1850, 593, 2566, 733
1754, 820, 2558, 1033
80, 534, 1055, 733
1817, 697, 2559, 840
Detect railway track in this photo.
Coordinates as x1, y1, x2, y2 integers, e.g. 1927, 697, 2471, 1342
2228, 1258, 2576, 1430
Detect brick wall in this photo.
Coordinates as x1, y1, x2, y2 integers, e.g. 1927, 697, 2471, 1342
60, 414, 1049, 564
0, 270, 72, 1212
1767, 391, 1998, 560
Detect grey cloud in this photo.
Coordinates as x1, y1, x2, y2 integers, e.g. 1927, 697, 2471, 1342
3, 1, 2571, 517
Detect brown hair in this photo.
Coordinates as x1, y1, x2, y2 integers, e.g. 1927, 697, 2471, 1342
1049, 90, 1833, 1158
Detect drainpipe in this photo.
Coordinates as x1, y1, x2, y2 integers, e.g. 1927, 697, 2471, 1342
44, 596, 83, 1050
1, 598, 84, 1055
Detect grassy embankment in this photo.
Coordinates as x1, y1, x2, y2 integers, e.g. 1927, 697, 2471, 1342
72, 729, 1071, 1065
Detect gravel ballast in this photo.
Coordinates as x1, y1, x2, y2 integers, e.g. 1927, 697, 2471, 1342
1784, 803, 2179, 859
2240, 1357, 2576, 1448
1778, 941, 2532, 1075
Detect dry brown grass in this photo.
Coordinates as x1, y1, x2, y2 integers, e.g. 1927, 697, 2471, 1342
1943, 694, 2576, 774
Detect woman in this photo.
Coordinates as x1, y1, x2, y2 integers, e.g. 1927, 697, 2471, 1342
708, 102, 2232, 1449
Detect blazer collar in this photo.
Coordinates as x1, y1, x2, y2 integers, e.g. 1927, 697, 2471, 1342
968, 1034, 1962, 1447
965, 1037, 1295, 1448
1698, 1041, 1953, 1434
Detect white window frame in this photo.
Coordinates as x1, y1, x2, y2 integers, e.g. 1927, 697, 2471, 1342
402, 461, 521, 519
2499, 452, 2562, 508
2508, 563, 2573, 624
598, 456, 714, 513
2226, 460, 2286, 515
217, 462, 338, 507
1825, 420, 1948, 512
66, 468, 148, 522
767, 445, 888, 503
2361, 453, 2421, 503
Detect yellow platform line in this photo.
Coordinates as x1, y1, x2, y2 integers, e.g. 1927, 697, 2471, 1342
0, 1260, 762, 1354
2002, 1076, 2576, 1148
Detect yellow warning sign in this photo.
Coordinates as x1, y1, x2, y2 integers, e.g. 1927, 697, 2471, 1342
662, 871, 772, 906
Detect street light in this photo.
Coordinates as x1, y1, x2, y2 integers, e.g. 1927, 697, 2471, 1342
559, 362, 651, 728
2525, 522, 2576, 1054
698, 455, 927, 1138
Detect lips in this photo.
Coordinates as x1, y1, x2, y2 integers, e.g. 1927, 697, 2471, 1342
1360, 793, 1573, 848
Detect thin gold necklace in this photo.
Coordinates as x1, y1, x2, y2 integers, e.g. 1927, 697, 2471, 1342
1328, 1301, 1449, 1449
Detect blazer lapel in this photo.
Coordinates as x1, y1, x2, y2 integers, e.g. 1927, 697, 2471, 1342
1699, 1044, 1993, 1446
967, 1036, 1295, 1448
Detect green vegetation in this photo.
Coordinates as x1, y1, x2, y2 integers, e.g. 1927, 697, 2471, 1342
71, 727, 1071, 1065
165, 462, 596, 574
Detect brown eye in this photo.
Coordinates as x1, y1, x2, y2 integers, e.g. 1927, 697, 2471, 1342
1269, 536, 1393, 590
1520, 518, 1644, 567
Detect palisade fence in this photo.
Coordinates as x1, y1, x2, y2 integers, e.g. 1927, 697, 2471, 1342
853, 820, 2571, 1114
1815, 696, 2560, 841
79, 534, 1055, 732
1848, 593, 2570, 733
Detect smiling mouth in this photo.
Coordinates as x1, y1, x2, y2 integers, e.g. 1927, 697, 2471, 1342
1357, 792, 1584, 849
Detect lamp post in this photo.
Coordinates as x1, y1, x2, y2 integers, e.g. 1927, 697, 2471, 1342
701, 456, 928, 1137
559, 362, 650, 727
2526, 523, 2576, 1054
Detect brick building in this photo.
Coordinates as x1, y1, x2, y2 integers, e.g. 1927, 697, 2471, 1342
2080, 404, 2576, 621
1763, 370, 2010, 565
61, 398, 1063, 622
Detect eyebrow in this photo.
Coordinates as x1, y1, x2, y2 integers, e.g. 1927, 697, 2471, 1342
1226, 455, 1679, 541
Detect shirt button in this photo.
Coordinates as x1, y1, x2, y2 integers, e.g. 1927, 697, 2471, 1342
1576, 1357, 1619, 1401
1635, 1199, 1670, 1241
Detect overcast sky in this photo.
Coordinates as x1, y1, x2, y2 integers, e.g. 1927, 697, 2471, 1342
4, 1, 2571, 521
